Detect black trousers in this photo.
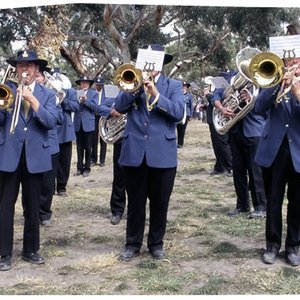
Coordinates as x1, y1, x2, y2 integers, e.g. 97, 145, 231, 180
262, 137, 300, 253
0, 146, 43, 256
40, 153, 59, 221
76, 125, 94, 173
91, 115, 100, 164
208, 123, 232, 172
110, 142, 126, 217
229, 130, 266, 212
123, 161, 176, 252
176, 119, 188, 146
56, 141, 72, 193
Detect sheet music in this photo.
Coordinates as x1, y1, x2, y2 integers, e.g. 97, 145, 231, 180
270, 35, 300, 58
210, 77, 230, 89
104, 85, 120, 98
135, 49, 165, 72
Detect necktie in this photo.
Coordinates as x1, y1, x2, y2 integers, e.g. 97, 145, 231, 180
23, 86, 31, 119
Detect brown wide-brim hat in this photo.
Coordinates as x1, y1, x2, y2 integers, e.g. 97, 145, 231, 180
6, 50, 48, 69
75, 75, 94, 85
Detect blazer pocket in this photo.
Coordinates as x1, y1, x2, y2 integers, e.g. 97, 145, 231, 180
165, 133, 176, 140
43, 141, 49, 148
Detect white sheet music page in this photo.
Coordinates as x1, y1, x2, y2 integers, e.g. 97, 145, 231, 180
135, 48, 165, 72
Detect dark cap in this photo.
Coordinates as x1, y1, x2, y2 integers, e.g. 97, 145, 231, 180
6, 50, 48, 69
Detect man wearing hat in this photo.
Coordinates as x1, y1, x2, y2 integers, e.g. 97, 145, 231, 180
115, 44, 185, 261
176, 81, 194, 148
47, 68, 80, 197
74, 75, 98, 177
254, 34, 300, 266
0, 49, 58, 271
91, 75, 107, 167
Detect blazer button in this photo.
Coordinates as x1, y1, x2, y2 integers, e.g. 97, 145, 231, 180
285, 124, 289, 127
144, 135, 147, 138
24, 127, 28, 131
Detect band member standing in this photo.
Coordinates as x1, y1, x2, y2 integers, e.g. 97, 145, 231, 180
74, 76, 98, 177
176, 81, 193, 148
98, 96, 126, 225
35, 68, 64, 226
0, 50, 58, 271
54, 69, 80, 196
212, 69, 267, 219
204, 82, 232, 176
254, 35, 300, 266
91, 76, 107, 167
115, 44, 185, 261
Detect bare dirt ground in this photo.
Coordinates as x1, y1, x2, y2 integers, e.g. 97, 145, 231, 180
0, 120, 300, 295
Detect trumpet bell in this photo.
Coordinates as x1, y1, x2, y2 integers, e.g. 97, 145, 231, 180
249, 52, 285, 88
0, 83, 14, 110
113, 63, 143, 92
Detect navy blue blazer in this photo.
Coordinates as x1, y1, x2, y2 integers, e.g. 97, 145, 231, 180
183, 92, 193, 118
0, 83, 58, 173
115, 74, 185, 168
254, 86, 300, 172
57, 88, 80, 143
73, 88, 98, 132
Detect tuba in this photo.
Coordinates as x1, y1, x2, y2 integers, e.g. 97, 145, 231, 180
212, 47, 261, 135
0, 65, 16, 110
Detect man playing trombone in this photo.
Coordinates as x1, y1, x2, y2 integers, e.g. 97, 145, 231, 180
0, 50, 58, 271
115, 44, 185, 261
254, 35, 300, 266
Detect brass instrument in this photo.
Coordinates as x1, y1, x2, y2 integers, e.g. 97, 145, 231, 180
249, 52, 287, 104
113, 63, 143, 93
10, 72, 27, 135
44, 71, 72, 104
212, 47, 261, 135
99, 114, 127, 144
101, 63, 154, 144
0, 65, 15, 110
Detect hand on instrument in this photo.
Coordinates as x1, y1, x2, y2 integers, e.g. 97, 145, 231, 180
221, 106, 235, 118
110, 108, 122, 117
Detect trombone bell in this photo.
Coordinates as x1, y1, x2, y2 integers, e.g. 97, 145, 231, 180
0, 83, 14, 110
249, 52, 285, 88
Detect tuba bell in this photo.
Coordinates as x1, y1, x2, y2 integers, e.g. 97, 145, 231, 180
212, 47, 261, 135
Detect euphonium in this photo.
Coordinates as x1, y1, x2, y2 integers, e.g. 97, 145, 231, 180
212, 47, 261, 135
0, 65, 16, 110
99, 114, 127, 144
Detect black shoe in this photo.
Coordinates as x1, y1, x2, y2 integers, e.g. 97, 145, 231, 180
111, 215, 121, 225
150, 249, 167, 260
22, 252, 45, 265
210, 170, 226, 176
249, 210, 266, 219
58, 190, 67, 197
82, 171, 90, 177
119, 249, 140, 262
0, 255, 12, 271
286, 252, 300, 266
41, 219, 52, 227
227, 208, 249, 217
74, 170, 82, 176
262, 250, 279, 264
99, 162, 105, 167
226, 170, 233, 177
177, 145, 183, 149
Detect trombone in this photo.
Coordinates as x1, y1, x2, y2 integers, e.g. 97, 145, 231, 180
0, 65, 15, 110
248, 52, 292, 104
